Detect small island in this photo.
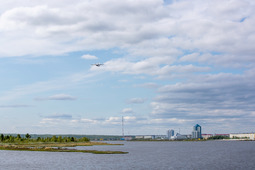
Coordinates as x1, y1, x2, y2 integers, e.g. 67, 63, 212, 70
0, 133, 128, 154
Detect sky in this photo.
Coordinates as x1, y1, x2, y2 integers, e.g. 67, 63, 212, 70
0, 0, 255, 135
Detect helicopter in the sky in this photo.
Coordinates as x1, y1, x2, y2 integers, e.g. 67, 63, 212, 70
91, 63, 104, 67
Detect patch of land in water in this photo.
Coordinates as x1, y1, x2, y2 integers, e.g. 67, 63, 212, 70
0, 142, 128, 154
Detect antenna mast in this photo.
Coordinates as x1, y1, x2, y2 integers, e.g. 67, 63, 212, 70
122, 116, 124, 138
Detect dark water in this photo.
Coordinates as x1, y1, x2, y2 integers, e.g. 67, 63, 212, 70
0, 141, 254, 170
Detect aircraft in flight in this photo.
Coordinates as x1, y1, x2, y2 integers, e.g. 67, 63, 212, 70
91, 63, 104, 67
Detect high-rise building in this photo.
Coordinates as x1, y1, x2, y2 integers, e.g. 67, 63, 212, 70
192, 124, 202, 139
167, 129, 174, 139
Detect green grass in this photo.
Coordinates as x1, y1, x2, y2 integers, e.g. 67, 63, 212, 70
0, 142, 127, 154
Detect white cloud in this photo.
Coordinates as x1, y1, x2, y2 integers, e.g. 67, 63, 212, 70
1, 0, 255, 134
122, 108, 134, 114
134, 82, 158, 89
80, 118, 98, 124
45, 113, 72, 119
128, 98, 146, 104
151, 69, 255, 122
123, 116, 136, 121
48, 94, 76, 100
81, 54, 98, 60
0, 0, 254, 77
35, 94, 76, 101
0, 0, 166, 57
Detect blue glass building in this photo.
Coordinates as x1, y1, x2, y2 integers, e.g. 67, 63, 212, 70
192, 124, 202, 139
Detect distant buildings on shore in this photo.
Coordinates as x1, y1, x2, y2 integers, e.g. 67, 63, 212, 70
134, 135, 166, 140
166, 129, 188, 140
131, 124, 255, 141
167, 129, 174, 139
167, 124, 202, 140
192, 124, 202, 139
229, 133, 255, 140
134, 124, 203, 140
132, 132, 255, 141
202, 134, 229, 139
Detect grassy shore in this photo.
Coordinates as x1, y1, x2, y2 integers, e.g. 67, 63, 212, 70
0, 142, 128, 154
1, 141, 123, 147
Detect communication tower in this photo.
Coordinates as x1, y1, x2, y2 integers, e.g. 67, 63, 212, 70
122, 116, 124, 137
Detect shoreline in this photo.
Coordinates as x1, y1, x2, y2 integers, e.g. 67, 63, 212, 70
0, 142, 128, 154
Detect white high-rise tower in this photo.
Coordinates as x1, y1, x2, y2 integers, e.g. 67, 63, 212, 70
167, 129, 174, 139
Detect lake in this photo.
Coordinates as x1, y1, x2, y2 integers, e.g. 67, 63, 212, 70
0, 140, 254, 169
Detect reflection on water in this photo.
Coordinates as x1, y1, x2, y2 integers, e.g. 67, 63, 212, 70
0, 141, 254, 170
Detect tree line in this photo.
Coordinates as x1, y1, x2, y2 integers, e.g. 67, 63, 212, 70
208, 135, 230, 140
0, 133, 90, 143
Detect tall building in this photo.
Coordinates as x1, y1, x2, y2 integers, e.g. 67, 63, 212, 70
192, 124, 202, 139
167, 129, 174, 139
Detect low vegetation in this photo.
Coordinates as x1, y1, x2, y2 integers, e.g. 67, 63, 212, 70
0, 133, 90, 143
0, 133, 127, 154
207, 135, 230, 140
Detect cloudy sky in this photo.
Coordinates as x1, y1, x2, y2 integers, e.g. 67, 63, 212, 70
0, 0, 254, 135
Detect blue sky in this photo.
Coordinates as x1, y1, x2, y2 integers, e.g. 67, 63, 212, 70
0, 0, 255, 135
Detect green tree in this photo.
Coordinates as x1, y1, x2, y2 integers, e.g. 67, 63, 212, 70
5, 135, 10, 140
37, 137, 41, 142
0, 134, 4, 141
9, 135, 15, 142
208, 135, 230, 140
25, 133, 31, 139
79, 137, 90, 142
63, 137, 68, 142
57, 136, 62, 143
51, 136, 57, 142
16, 134, 21, 139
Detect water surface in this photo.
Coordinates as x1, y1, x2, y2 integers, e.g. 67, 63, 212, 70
0, 141, 254, 169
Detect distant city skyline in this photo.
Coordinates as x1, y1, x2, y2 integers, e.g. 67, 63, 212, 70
0, 0, 255, 135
